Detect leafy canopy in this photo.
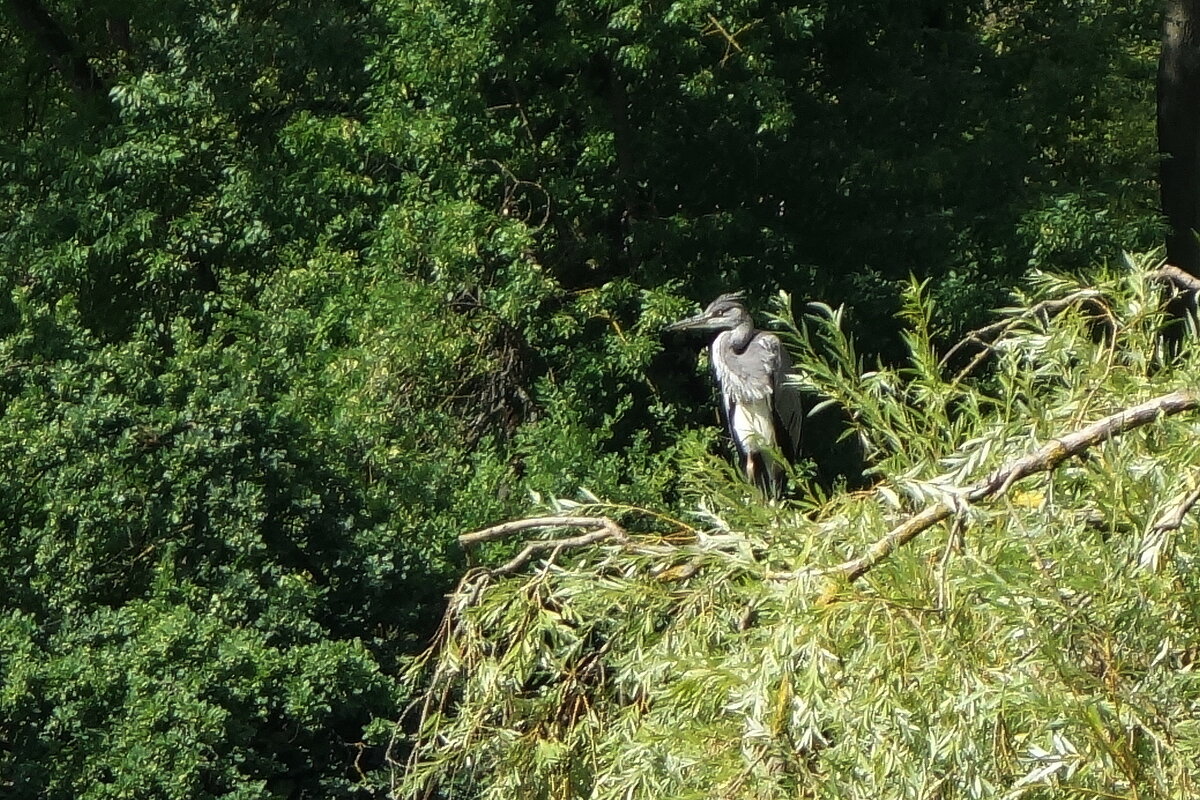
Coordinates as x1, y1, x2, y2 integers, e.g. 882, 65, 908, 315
400, 254, 1200, 800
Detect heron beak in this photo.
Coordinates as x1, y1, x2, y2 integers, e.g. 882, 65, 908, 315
664, 313, 712, 332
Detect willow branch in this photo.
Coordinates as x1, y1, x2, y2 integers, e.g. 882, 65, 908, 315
939, 290, 1106, 382
1149, 264, 1200, 293
460, 516, 629, 576
807, 390, 1199, 583
465, 393, 1199, 584
1150, 484, 1200, 534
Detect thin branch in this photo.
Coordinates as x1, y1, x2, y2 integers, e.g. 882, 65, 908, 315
505, 78, 537, 146
777, 390, 1199, 584
1149, 264, 1200, 293
939, 290, 1107, 383
493, 529, 624, 576
936, 515, 966, 611
461, 515, 619, 545
1150, 484, 1200, 534
470, 158, 551, 229
704, 14, 743, 55
460, 516, 629, 576
702, 14, 758, 65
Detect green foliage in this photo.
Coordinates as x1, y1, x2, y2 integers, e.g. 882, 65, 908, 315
0, 0, 1184, 795
400, 255, 1200, 799
367, 0, 1165, 343
2, 601, 391, 799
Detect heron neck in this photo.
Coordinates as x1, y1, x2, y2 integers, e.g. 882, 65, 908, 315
728, 321, 755, 352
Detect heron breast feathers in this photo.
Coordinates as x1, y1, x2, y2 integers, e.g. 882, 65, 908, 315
729, 398, 777, 453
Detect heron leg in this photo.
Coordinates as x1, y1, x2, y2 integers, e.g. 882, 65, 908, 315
746, 451, 780, 497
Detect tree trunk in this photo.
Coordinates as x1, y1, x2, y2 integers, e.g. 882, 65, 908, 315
1159, 0, 1200, 275
6, 0, 108, 102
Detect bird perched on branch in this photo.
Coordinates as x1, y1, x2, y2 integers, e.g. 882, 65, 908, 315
666, 292, 866, 496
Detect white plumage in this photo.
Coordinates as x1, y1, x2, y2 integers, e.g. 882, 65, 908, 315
666, 294, 805, 494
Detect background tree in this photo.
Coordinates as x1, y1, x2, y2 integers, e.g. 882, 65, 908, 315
1159, 0, 1200, 274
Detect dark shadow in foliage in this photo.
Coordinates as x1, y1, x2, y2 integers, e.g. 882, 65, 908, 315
480, 1, 1158, 357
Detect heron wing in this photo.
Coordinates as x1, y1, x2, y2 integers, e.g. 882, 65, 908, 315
711, 333, 777, 457
760, 334, 805, 462
769, 336, 869, 490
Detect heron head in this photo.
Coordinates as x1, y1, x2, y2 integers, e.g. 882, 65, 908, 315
665, 292, 751, 333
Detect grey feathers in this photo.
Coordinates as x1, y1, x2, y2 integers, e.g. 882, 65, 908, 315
666, 292, 867, 496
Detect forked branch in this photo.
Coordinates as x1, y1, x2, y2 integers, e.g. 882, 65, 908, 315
939, 290, 1108, 383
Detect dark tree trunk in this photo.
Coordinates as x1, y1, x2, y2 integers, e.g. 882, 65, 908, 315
6, 0, 108, 102
1159, 0, 1200, 275
106, 17, 132, 54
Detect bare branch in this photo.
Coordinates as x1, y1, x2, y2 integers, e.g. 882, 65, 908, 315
1137, 481, 1200, 572
492, 529, 623, 576
939, 290, 1107, 383
824, 501, 956, 583
461, 515, 620, 545
1149, 264, 1200, 293
702, 14, 744, 63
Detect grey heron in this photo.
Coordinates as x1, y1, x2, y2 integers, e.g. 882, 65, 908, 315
666, 293, 865, 495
